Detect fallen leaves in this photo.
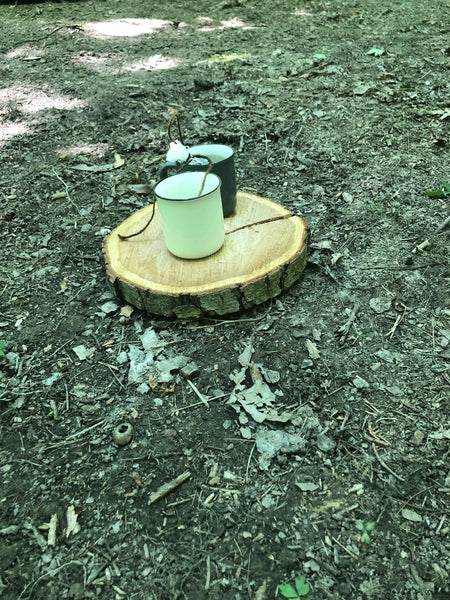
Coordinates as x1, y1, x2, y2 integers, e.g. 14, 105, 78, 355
66, 505, 81, 537
70, 153, 125, 172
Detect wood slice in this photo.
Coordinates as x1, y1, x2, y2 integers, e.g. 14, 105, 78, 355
103, 191, 309, 318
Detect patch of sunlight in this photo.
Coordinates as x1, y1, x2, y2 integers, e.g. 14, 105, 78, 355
73, 51, 181, 75
72, 52, 120, 73
197, 16, 258, 32
127, 54, 182, 72
293, 9, 314, 17
204, 54, 252, 65
57, 143, 110, 158
6, 46, 45, 59
0, 121, 30, 145
82, 18, 173, 39
0, 86, 85, 114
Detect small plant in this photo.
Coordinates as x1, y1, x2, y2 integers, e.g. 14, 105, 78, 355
355, 519, 376, 544
425, 181, 450, 198
0, 340, 6, 359
278, 576, 309, 599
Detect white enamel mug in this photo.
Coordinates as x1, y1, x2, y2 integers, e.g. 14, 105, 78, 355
154, 171, 225, 259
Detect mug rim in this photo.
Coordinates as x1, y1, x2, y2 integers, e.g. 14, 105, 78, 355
189, 143, 234, 161
155, 171, 221, 202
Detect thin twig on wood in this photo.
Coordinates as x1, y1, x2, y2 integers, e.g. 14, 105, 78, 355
226, 213, 294, 235
149, 471, 191, 504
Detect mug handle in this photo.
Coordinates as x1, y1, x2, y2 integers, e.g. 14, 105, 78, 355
159, 162, 178, 180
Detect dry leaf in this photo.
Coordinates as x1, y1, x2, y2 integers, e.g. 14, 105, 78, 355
120, 305, 134, 319
305, 339, 320, 360
66, 505, 81, 537
47, 513, 58, 546
113, 153, 125, 168
401, 508, 422, 522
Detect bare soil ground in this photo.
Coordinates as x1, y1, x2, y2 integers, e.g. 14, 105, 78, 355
0, 1, 449, 599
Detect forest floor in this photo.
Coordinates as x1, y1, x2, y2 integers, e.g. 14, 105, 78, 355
0, 0, 449, 599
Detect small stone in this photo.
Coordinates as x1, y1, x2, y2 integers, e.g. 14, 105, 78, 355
401, 508, 422, 522
42, 372, 63, 387
73, 345, 95, 361
100, 301, 118, 314
296, 481, 319, 492
375, 349, 394, 363
316, 433, 336, 452
412, 430, 425, 445
353, 375, 370, 389
136, 383, 150, 394
240, 427, 252, 439
386, 385, 402, 396
369, 297, 392, 314
342, 192, 353, 203
116, 351, 128, 364
439, 336, 449, 348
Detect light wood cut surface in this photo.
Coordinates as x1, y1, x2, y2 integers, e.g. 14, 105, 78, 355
103, 191, 309, 317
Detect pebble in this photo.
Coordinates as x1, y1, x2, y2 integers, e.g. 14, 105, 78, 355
316, 433, 336, 452
353, 375, 370, 389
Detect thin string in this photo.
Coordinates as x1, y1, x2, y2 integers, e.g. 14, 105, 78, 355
167, 111, 184, 145
118, 200, 156, 241
118, 156, 213, 242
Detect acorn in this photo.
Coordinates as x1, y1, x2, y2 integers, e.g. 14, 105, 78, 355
113, 423, 134, 446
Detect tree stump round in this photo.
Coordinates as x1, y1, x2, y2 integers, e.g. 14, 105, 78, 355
103, 191, 309, 318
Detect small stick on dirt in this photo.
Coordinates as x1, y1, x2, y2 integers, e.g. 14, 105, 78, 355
52, 169, 81, 215
365, 433, 390, 447
43, 419, 107, 450
50, 399, 59, 421
205, 555, 211, 591
98, 361, 125, 389
337, 303, 360, 343
386, 312, 404, 339
171, 393, 227, 414
331, 536, 359, 560
434, 215, 450, 234
64, 382, 70, 411
366, 425, 390, 447
149, 471, 191, 504
245, 442, 256, 483
187, 379, 209, 407
372, 443, 405, 481
412, 239, 430, 254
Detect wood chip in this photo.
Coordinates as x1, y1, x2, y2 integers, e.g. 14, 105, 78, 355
149, 471, 191, 504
